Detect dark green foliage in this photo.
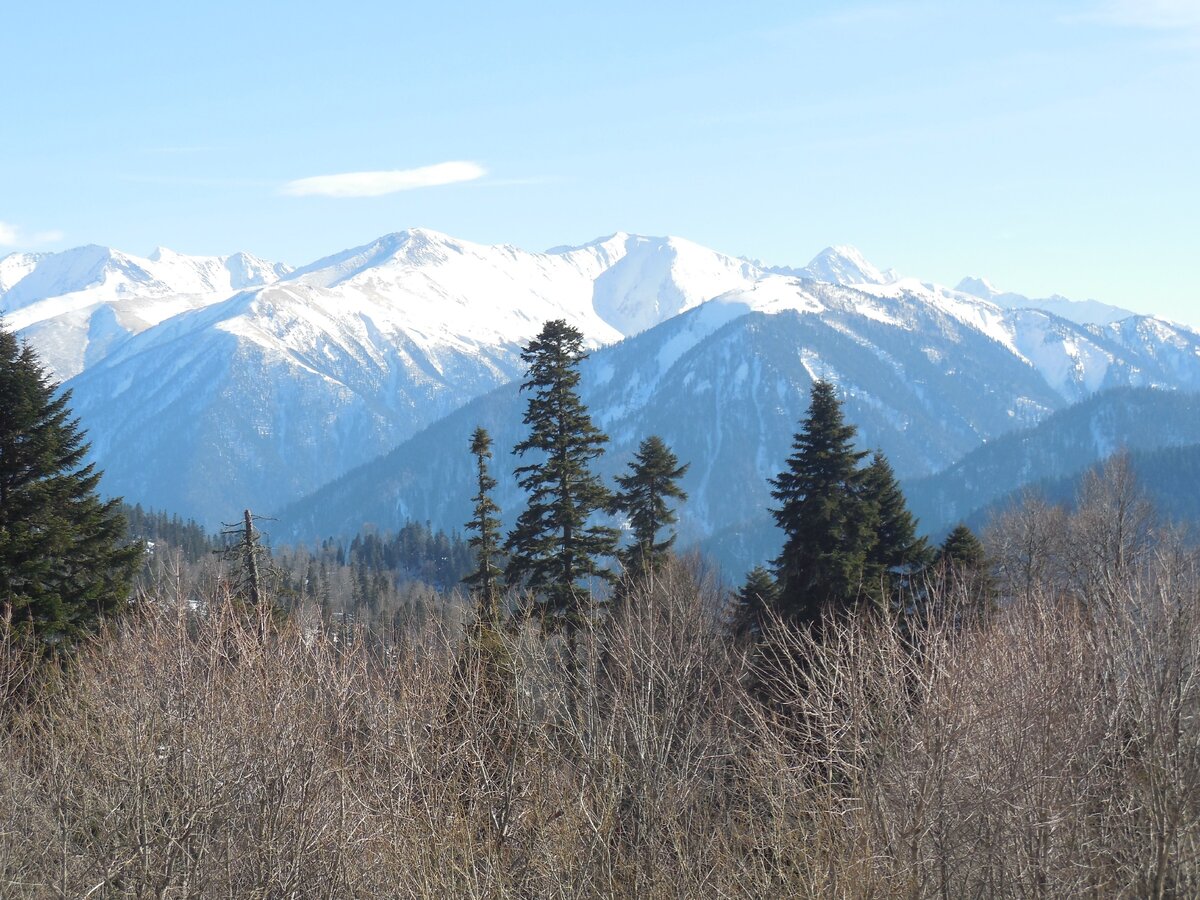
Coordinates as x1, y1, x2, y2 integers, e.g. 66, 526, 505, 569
938, 523, 987, 571
0, 326, 140, 647
771, 381, 932, 627
505, 320, 619, 627
612, 435, 689, 582
730, 565, 779, 638
345, 523, 472, 590
122, 503, 214, 563
770, 380, 872, 625
861, 451, 931, 612
463, 426, 504, 625
933, 523, 996, 619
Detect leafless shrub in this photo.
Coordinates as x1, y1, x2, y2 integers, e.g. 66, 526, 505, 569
0, 537, 1197, 897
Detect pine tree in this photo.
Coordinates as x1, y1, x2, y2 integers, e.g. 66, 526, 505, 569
770, 380, 871, 626
0, 325, 141, 647
860, 450, 931, 613
730, 565, 779, 638
463, 426, 504, 626
612, 435, 689, 582
505, 320, 618, 628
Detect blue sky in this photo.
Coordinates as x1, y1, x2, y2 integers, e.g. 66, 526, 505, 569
2, 1, 1197, 322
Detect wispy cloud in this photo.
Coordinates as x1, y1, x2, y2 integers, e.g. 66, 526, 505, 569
281, 161, 487, 198
1073, 0, 1200, 31
0, 222, 63, 248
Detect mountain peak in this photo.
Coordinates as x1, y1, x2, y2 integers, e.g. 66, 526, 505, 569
955, 274, 1136, 326
803, 245, 896, 286
956, 275, 1000, 299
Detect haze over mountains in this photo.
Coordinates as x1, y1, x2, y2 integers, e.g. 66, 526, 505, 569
3, 229, 1198, 572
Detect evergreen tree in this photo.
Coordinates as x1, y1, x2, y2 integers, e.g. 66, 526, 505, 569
860, 450, 931, 613
770, 380, 871, 626
933, 523, 996, 621
612, 435, 689, 582
730, 565, 779, 638
0, 325, 140, 647
463, 426, 504, 625
938, 523, 987, 571
505, 320, 618, 627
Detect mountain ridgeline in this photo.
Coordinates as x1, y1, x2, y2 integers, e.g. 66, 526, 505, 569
4, 229, 1200, 574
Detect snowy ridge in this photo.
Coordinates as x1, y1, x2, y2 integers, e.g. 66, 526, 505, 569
274, 271, 1200, 575
5, 227, 1197, 543
955, 275, 1135, 326
0, 244, 291, 378
550, 233, 763, 335
56, 229, 770, 524
754, 244, 900, 286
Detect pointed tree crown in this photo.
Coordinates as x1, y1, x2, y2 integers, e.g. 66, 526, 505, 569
504, 320, 618, 625
463, 426, 504, 624
769, 380, 872, 623
0, 325, 140, 647
613, 434, 689, 581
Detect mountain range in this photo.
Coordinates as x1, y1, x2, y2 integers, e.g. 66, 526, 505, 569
3, 229, 1198, 573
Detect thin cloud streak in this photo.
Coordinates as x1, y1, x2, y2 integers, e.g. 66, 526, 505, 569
0, 221, 63, 248
281, 161, 487, 198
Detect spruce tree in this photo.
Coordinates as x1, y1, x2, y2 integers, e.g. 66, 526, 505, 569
770, 380, 871, 626
0, 325, 140, 647
933, 523, 996, 620
505, 320, 618, 627
860, 450, 931, 613
612, 435, 689, 582
463, 426, 504, 626
938, 523, 986, 571
730, 565, 779, 638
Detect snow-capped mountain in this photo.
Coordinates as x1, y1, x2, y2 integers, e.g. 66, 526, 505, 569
0, 244, 290, 378
276, 273, 1200, 574
753, 244, 900, 286
955, 275, 1134, 326
59, 229, 764, 525
7, 227, 1198, 555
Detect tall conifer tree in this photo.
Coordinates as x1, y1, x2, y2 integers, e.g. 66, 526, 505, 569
860, 450, 931, 612
505, 320, 618, 627
463, 426, 504, 625
770, 380, 871, 626
612, 435, 688, 581
0, 325, 140, 647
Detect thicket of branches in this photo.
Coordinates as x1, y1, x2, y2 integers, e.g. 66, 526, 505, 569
1, 462, 1198, 897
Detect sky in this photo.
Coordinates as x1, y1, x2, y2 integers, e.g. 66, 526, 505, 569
2, 0, 1197, 323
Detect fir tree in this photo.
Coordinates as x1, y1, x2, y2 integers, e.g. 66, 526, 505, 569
463, 426, 504, 625
730, 565, 779, 638
770, 380, 871, 626
612, 435, 689, 582
938, 523, 987, 571
933, 523, 996, 621
860, 450, 931, 613
0, 325, 140, 647
505, 320, 618, 628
